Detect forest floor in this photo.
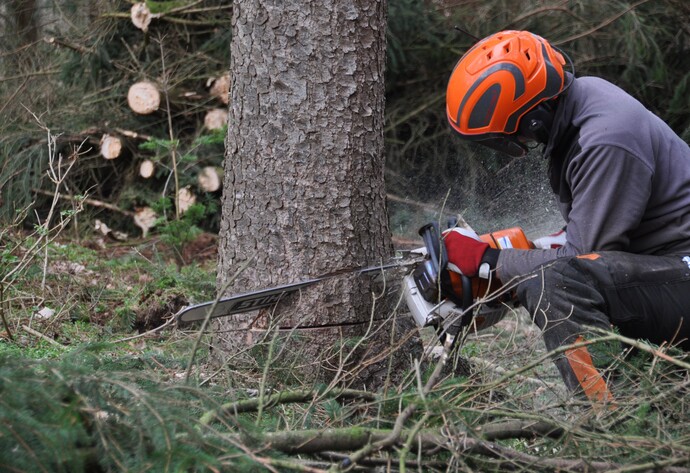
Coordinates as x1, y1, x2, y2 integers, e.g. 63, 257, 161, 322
1, 225, 564, 404
2, 228, 689, 472
1, 229, 217, 358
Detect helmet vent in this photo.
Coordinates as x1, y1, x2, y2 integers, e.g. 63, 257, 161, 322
525, 50, 531, 60
504, 44, 510, 53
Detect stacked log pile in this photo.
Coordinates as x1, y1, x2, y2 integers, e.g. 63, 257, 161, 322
12, 2, 233, 238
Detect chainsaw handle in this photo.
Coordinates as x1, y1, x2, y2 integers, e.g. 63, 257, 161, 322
418, 222, 447, 274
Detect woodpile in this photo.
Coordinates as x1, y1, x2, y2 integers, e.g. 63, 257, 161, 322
14, 3, 233, 241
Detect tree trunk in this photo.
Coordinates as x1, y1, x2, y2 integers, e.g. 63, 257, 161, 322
214, 0, 419, 386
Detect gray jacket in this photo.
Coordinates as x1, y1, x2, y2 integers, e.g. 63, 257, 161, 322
497, 76, 690, 282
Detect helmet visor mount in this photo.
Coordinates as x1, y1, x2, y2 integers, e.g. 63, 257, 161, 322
463, 132, 528, 158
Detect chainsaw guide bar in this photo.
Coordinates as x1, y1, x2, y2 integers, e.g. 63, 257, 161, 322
175, 257, 422, 324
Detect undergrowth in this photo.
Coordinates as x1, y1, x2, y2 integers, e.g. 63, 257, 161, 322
1, 323, 688, 472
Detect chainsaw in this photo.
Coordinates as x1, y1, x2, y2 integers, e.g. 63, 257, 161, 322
175, 221, 560, 344
402, 221, 535, 348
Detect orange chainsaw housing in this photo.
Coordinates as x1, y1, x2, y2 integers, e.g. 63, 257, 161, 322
446, 227, 533, 303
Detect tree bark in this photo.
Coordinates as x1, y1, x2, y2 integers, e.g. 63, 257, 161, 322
214, 0, 418, 385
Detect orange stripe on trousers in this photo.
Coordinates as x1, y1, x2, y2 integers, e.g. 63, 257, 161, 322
565, 336, 614, 403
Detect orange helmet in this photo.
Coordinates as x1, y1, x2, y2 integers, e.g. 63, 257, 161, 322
446, 31, 568, 156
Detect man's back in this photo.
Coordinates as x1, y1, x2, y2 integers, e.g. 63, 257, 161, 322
549, 76, 690, 256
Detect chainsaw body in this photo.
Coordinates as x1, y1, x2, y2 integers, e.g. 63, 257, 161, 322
403, 224, 534, 337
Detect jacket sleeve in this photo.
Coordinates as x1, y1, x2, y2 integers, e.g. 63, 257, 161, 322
496, 145, 653, 282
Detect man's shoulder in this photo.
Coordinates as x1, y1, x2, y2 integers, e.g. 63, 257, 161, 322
568, 77, 656, 154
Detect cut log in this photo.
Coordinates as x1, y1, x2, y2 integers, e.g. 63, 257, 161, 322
176, 187, 196, 214
131, 2, 153, 32
198, 166, 223, 193
127, 81, 161, 115
134, 207, 157, 238
203, 108, 228, 130
100, 134, 123, 160
139, 159, 155, 179
94, 219, 128, 241
207, 73, 230, 104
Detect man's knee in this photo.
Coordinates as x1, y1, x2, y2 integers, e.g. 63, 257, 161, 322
516, 258, 574, 316
516, 256, 609, 332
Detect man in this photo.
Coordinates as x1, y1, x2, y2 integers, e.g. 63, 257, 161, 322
442, 30, 690, 401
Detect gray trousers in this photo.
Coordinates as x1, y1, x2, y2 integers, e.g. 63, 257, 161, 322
517, 251, 690, 400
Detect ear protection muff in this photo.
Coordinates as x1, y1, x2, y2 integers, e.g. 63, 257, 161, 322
517, 99, 557, 145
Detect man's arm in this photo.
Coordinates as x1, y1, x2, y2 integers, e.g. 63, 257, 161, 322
496, 145, 653, 282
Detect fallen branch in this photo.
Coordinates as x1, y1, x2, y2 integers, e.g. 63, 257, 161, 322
587, 326, 690, 371
200, 387, 376, 425
259, 426, 690, 472
44, 36, 91, 54
333, 338, 454, 471
32, 189, 134, 217
262, 427, 444, 455
473, 419, 564, 440
21, 324, 66, 349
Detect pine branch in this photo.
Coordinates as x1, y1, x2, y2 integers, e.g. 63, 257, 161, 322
200, 388, 376, 425
259, 425, 690, 472
31, 189, 135, 217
